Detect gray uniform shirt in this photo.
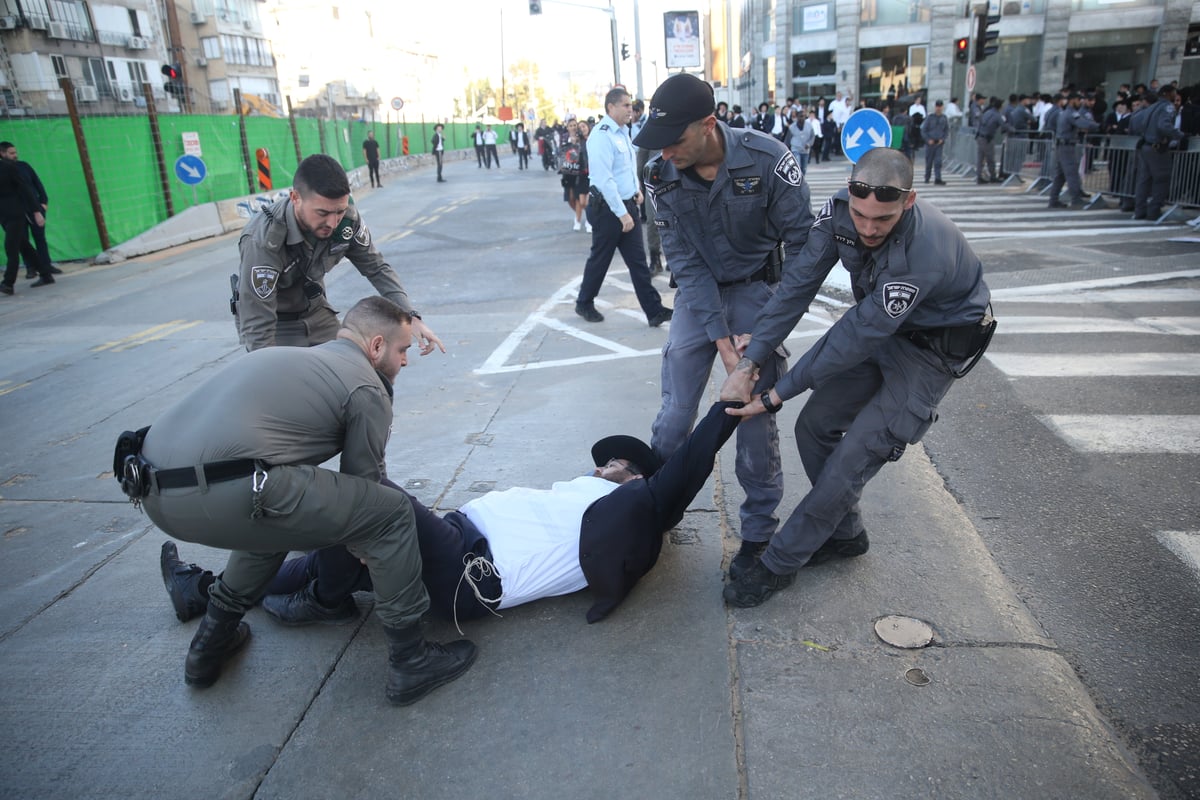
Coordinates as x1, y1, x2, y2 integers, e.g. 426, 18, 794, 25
237, 196, 413, 351
644, 124, 814, 342
920, 113, 949, 142
976, 108, 1012, 140
1142, 99, 1182, 145
745, 192, 991, 400
141, 338, 393, 482
1055, 106, 1099, 141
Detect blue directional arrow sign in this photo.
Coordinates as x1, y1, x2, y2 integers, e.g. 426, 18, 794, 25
174, 154, 207, 186
840, 108, 893, 164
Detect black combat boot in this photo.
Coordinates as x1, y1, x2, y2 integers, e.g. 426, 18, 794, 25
728, 539, 768, 581
383, 624, 478, 706
184, 605, 250, 688
160, 541, 213, 622
804, 530, 870, 567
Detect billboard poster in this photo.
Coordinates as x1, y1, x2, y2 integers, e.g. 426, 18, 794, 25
665, 10, 701, 69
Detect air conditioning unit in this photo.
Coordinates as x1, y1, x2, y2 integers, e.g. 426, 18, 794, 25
27, 16, 47, 30
118, 85, 135, 102
189, 11, 205, 24
195, 56, 208, 67
128, 35, 148, 49
75, 85, 99, 102
47, 20, 69, 38
0, 16, 18, 30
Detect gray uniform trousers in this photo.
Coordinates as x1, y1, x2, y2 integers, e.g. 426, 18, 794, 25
1133, 147, 1172, 217
1049, 143, 1083, 201
975, 137, 997, 180
651, 280, 785, 542
144, 464, 429, 628
760, 336, 954, 574
924, 142, 944, 182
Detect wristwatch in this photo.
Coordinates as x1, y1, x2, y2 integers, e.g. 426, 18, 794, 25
760, 390, 783, 414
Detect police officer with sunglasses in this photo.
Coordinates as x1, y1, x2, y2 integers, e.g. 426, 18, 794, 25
719, 146, 995, 608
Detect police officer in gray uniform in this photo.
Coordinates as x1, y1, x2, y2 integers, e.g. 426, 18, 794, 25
975, 97, 1013, 183
920, 100, 950, 184
719, 148, 995, 607
634, 73, 813, 577
1132, 85, 1183, 220
235, 154, 443, 354
1048, 92, 1100, 208
124, 297, 476, 705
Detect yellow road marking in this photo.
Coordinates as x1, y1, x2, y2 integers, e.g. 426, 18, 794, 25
0, 381, 31, 397
93, 320, 202, 353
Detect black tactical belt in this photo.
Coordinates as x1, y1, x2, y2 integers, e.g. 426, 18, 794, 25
277, 310, 304, 321
718, 266, 768, 288
154, 459, 259, 490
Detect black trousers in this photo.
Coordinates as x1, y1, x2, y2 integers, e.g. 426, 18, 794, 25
3, 215, 28, 287
367, 159, 381, 186
578, 198, 665, 320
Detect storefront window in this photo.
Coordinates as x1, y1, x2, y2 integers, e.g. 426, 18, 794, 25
1065, 28, 1156, 91
792, 2, 835, 33
955, 36, 1042, 102
859, 45, 925, 104
860, 0, 931, 27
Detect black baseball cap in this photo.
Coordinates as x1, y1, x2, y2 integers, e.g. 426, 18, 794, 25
632, 73, 716, 150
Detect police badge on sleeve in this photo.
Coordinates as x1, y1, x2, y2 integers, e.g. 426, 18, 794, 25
882, 281, 919, 318
774, 152, 803, 186
251, 266, 280, 299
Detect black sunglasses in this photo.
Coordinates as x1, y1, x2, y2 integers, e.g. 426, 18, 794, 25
847, 180, 912, 203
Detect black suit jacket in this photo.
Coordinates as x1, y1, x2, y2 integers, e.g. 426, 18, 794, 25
578, 402, 741, 622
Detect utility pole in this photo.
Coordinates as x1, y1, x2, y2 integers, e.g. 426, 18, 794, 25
633, 0, 644, 97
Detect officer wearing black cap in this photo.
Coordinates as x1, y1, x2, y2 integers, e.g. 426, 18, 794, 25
635, 73, 813, 578
1132, 85, 1183, 220
1047, 91, 1099, 208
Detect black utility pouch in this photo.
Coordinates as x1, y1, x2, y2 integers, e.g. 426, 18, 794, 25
113, 426, 151, 500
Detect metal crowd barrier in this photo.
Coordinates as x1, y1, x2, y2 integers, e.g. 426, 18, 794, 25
997, 133, 1053, 188
1164, 137, 1200, 222
943, 126, 978, 177
1076, 135, 1140, 210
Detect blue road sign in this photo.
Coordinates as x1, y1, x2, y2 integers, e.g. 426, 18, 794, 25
840, 108, 893, 164
174, 154, 207, 186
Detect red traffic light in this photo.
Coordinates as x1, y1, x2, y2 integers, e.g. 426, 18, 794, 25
161, 64, 180, 80
955, 38, 969, 64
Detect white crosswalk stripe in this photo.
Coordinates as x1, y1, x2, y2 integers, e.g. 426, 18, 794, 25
798, 162, 1188, 239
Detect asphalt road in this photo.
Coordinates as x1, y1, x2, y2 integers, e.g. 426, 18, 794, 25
0, 149, 1195, 798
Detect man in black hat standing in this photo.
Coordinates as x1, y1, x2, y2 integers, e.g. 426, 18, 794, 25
162, 395, 747, 626
634, 73, 813, 583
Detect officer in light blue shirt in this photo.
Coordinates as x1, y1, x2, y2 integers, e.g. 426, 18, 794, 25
575, 87, 672, 327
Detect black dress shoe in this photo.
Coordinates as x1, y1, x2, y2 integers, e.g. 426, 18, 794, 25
262, 581, 359, 626
804, 530, 870, 567
25, 270, 36, 280
575, 304, 604, 323
723, 560, 795, 608
1048, 201, 1067, 208
0, 283, 13, 295
648, 308, 673, 327
31, 277, 55, 287
934, 180, 947, 185
49, 265, 63, 274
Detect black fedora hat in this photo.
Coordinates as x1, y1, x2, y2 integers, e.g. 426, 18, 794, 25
591, 435, 661, 478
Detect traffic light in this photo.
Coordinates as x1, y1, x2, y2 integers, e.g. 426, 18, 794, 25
161, 63, 183, 96
975, 12, 1000, 63
529, 0, 541, 14
955, 37, 969, 64
621, 43, 629, 61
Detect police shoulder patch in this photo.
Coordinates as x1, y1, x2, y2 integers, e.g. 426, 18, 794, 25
882, 281, 920, 318
774, 152, 803, 187
338, 223, 355, 241
813, 197, 834, 228
598, 123, 611, 131
354, 223, 371, 248
251, 266, 280, 299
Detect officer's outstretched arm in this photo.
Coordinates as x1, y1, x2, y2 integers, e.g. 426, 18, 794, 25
412, 318, 445, 356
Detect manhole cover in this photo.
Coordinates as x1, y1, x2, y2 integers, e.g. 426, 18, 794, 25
874, 615, 935, 649
905, 667, 931, 687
